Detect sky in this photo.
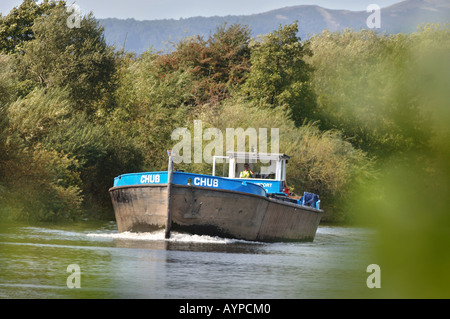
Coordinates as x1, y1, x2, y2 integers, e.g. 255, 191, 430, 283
1, 0, 405, 20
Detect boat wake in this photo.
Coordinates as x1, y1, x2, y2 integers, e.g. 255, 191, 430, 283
87, 230, 256, 245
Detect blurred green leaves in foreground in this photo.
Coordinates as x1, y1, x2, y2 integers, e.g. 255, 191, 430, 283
349, 25, 450, 298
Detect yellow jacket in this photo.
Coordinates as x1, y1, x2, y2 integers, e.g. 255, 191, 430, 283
240, 170, 252, 178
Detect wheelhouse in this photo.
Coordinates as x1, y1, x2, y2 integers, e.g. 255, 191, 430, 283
212, 151, 290, 195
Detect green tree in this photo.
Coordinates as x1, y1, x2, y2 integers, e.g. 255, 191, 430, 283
114, 50, 191, 171
156, 23, 251, 106
6, 85, 143, 219
14, 5, 116, 116
0, 54, 16, 105
207, 23, 251, 87
307, 28, 437, 161
242, 22, 317, 125
1, 87, 85, 222
0, 54, 17, 208
0, 0, 65, 54
1, 3, 144, 221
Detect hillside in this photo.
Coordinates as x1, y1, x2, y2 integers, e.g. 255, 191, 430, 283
100, 0, 450, 54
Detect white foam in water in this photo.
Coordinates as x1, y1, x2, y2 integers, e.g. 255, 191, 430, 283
87, 230, 249, 244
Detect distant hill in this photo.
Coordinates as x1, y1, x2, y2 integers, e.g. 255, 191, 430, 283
98, 0, 450, 54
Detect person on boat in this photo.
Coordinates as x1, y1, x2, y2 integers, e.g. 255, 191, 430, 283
240, 163, 254, 178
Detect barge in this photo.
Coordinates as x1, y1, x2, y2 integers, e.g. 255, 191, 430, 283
109, 152, 323, 242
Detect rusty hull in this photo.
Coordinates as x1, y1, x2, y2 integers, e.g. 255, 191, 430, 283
109, 184, 322, 242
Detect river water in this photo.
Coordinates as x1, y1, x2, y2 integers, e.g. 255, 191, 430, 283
0, 221, 378, 299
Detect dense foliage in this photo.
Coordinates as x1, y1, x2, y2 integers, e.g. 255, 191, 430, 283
0, 1, 449, 226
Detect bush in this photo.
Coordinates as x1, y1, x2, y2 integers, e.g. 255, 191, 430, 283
0, 145, 82, 222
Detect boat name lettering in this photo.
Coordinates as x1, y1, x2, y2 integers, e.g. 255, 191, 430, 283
194, 177, 219, 188
256, 182, 273, 188
140, 174, 161, 184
